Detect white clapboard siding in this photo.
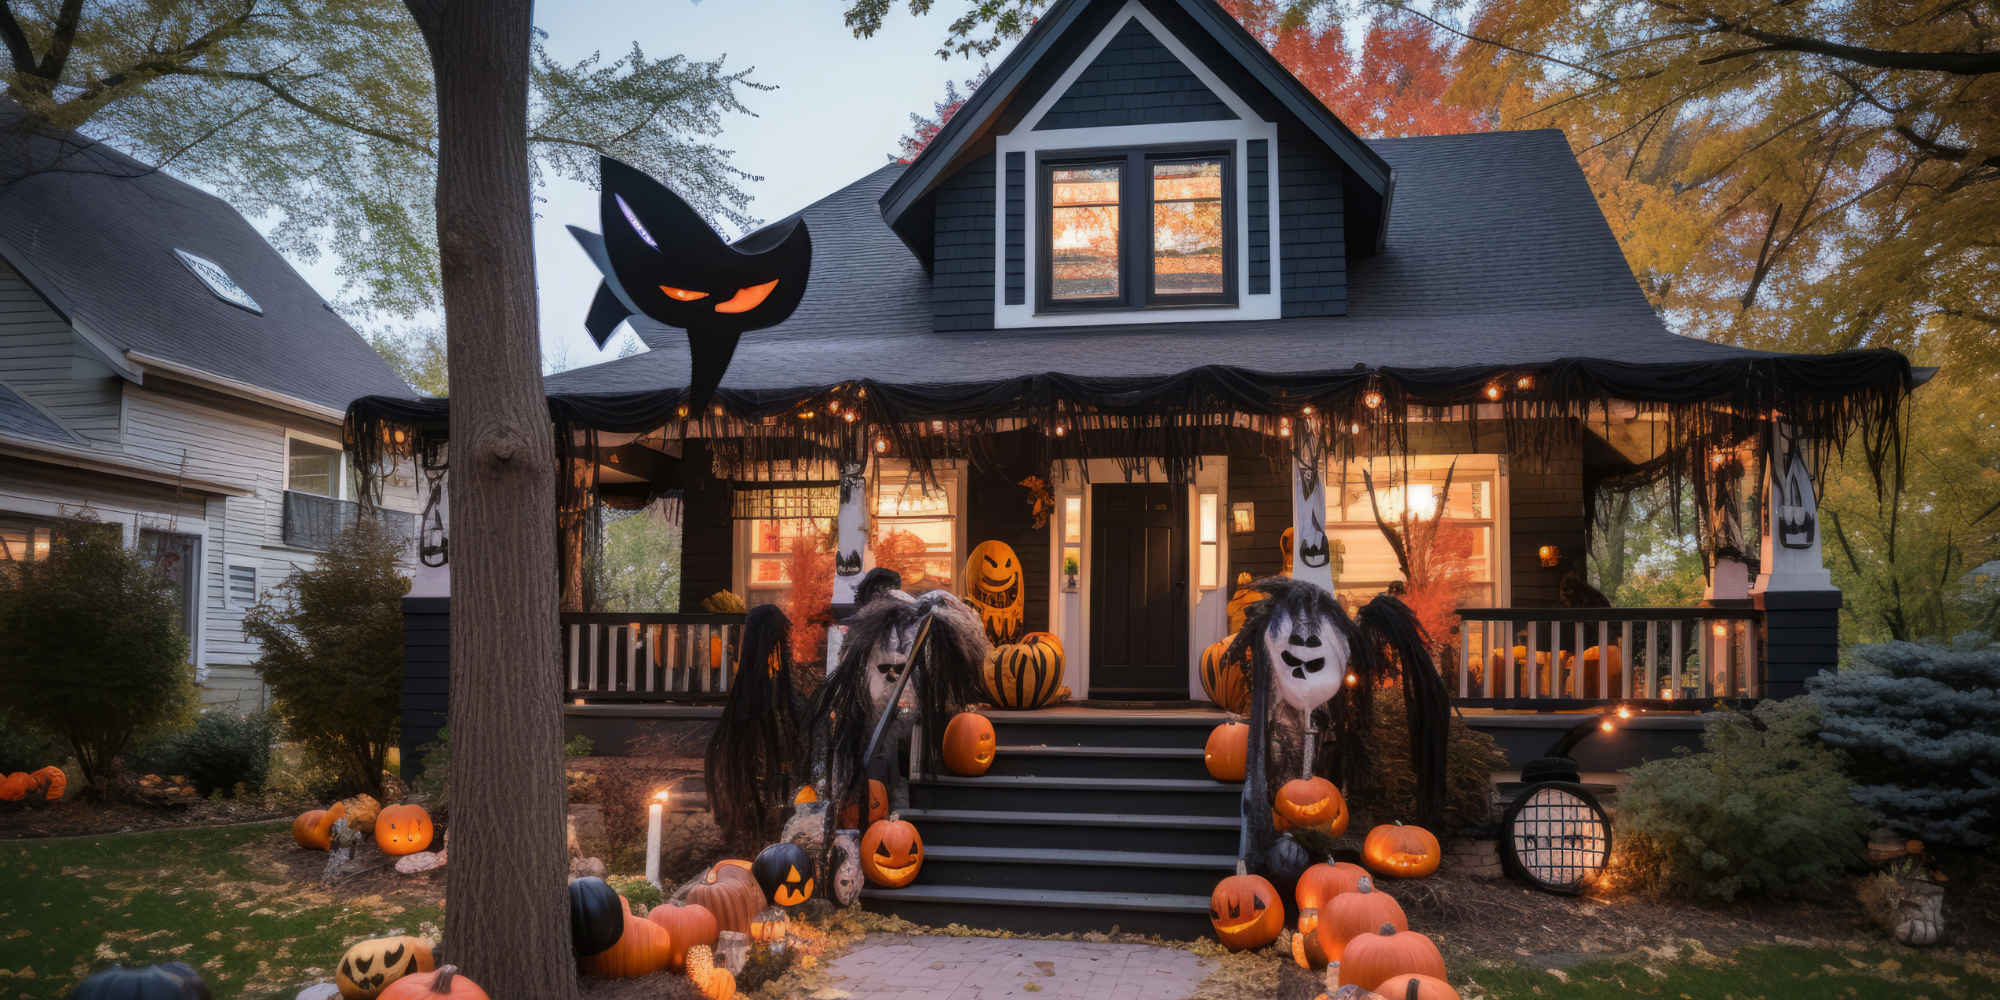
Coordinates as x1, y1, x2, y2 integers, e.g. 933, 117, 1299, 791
0, 263, 121, 443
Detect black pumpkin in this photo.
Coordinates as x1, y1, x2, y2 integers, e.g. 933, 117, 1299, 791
1262, 833, 1313, 913
752, 842, 815, 908
569, 876, 626, 957
70, 962, 211, 1000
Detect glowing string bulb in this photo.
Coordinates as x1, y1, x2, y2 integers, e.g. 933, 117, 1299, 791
842, 411, 857, 423
1617, 707, 1632, 719
1484, 383, 1503, 401
1054, 425, 1067, 437
1600, 720, 1615, 733
828, 400, 841, 413
1712, 622, 1728, 637
1517, 376, 1534, 390
1345, 672, 1358, 687
676, 404, 690, 419
1279, 416, 1292, 437
1350, 423, 1362, 435
1363, 390, 1383, 409
393, 429, 406, 445
873, 438, 889, 454
799, 410, 815, 419
1302, 405, 1315, 416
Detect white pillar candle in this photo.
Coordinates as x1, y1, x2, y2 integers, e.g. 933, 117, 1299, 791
645, 790, 669, 887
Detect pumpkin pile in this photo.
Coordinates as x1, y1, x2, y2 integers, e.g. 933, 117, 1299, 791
576, 869, 739, 995
1290, 860, 1456, 997
0, 766, 64, 807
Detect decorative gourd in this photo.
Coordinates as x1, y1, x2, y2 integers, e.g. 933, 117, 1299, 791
1200, 634, 1251, 714
1204, 722, 1248, 781
578, 914, 672, 978
1376, 974, 1460, 1000
1339, 924, 1447, 993
375, 804, 435, 856
335, 936, 434, 999
860, 813, 924, 888
1362, 822, 1442, 879
1274, 777, 1348, 835
569, 876, 627, 957
987, 634, 1067, 709
942, 712, 998, 776
838, 778, 889, 828
1315, 875, 1408, 962
335, 793, 383, 834
752, 842, 815, 907
379, 966, 489, 1000
1208, 864, 1283, 951
0, 772, 31, 803
30, 766, 65, 804
292, 802, 348, 850
684, 945, 737, 1000
69, 962, 209, 1000
1225, 579, 1266, 635
966, 540, 1025, 645
646, 901, 718, 972
1295, 861, 1368, 914
683, 862, 762, 936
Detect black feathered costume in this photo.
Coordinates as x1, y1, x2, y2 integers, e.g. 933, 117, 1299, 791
705, 604, 806, 850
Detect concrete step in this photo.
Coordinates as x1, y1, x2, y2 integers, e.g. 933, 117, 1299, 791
985, 711, 1228, 750
919, 844, 1236, 896
984, 745, 1214, 780
858, 883, 1213, 939
912, 774, 1243, 817
900, 808, 1242, 855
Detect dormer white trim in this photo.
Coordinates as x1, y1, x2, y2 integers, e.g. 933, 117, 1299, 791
991, 0, 1281, 329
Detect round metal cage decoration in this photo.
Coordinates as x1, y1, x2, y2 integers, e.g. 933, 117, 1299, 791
1500, 781, 1612, 895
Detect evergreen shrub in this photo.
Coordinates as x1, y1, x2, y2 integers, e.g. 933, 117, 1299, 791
131, 711, 275, 796
1613, 697, 1867, 901
1809, 633, 2000, 845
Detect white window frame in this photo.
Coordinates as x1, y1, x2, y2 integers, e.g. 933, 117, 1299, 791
285, 431, 348, 501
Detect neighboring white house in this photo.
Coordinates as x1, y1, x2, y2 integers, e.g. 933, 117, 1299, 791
0, 106, 423, 709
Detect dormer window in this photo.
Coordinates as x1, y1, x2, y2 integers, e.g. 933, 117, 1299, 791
1040, 149, 1234, 312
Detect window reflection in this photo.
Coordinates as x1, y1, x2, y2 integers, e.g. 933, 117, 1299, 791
1050, 166, 1121, 301
1152, 160, 1224, 296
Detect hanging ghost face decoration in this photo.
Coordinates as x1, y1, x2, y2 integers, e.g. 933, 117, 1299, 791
1777, 452, 1817, 549
1262, 605, 1352, 717
569, 156, 811, 413
832, 463, 868, 601
1290, 427, 1336, 594
965, 540, 1024, 645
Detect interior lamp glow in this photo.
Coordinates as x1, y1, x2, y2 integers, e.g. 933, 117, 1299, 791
1539, 545, 1561, 567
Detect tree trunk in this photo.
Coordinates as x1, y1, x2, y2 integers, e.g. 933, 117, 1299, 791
403, 1, 573, 997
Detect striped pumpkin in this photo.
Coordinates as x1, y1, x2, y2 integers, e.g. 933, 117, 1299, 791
1200, 633, 1251, 714
986, 635, 1067, 709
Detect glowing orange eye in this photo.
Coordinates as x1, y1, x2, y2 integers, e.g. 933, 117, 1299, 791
660, 285, 708, 302
714, 279, 779, 314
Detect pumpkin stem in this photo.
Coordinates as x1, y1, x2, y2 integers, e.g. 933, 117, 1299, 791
1235, 859, 1247, 877
1407, 977, 1423, 1000
431, 966, 457, 993
1357, 874, 1372, 893
1379, 923, 1397, 936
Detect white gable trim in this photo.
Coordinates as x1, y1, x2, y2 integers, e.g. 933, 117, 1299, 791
992, 1, 1282, 329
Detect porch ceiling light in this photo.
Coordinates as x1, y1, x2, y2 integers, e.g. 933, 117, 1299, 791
1712, 622, 1728, 637
874, 438, 889, 454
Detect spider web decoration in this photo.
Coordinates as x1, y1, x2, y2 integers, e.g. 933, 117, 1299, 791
1500, 781, 1612, 895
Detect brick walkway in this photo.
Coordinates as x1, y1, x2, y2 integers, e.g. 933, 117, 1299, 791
817, 932, 1212, 1000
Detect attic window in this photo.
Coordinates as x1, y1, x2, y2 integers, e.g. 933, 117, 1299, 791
174, 249, 263, 314
1040, 149, 1234, 311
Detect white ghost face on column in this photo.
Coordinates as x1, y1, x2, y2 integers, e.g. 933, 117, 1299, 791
1263, 607, 1351, 715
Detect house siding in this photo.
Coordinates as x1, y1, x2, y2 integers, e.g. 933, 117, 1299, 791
1507, 433, 1585, 608
0, 261, 120, 443
1277, 140, 1347, 317
1225, 437, 1290, 585
678, 440, 734, 613
932, 153, 997, 332
1033, 18, 1237, 130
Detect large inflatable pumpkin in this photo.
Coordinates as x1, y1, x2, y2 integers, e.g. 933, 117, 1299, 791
965, 540, 1024, 645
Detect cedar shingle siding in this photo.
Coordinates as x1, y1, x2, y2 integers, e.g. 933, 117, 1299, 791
1247, 139, 1270, 295
932, 153, 997, 331
1005, 152, 1026, 306
1034, 19, 1237, 130
1278, 139, 1346, 317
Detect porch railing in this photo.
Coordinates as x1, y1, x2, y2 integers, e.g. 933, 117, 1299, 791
561, 612, 748, 703
1449, 607, 1763, 710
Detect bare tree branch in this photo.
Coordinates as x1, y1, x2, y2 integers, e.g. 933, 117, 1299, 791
1706, 17, 2000, 75
0, 0, 38, 77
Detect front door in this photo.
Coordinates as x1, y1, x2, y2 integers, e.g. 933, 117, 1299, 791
1089, 482, 1187, 699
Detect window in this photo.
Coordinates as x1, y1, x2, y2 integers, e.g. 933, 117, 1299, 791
1198, 492, 1219, 589
139, 529, 199, 642
1326, 456, 1502, 610
288, 438, 343, 498
229, 565, 257, 608
1041, 150, 1232, 311
0, 518, 52, 563
872, 467, 958, 596
1061, 495, 1082, 593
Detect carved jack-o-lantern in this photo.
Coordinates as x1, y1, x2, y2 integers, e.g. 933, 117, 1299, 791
1273, 777, 1348, 836
374, 804, 435, 856
839, 778, 889, 829
860, 813, 924, 888
336, 936, 434, 999
942, 712, 998, 776
1363, 822, 1442, 879
1261, 605, 1352, 716
965, 540, 1024, 645
292, 802, 349, 851
1208, 866, 1283, 951
752, 842, 815, 907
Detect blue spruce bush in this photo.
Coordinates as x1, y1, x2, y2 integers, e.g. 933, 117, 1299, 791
1808, 633, 2000, 846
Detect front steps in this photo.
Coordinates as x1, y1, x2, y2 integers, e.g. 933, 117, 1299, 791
859, 708, 1237, 939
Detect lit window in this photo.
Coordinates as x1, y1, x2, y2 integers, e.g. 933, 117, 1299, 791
1041, 151, 1233, 310
1049, 165, 1122, 302
1061, 495, 1082, 593
1152, 160, 1225, 298
872, 467, 958, 596
0, 521, 53, 563
1326, 457, 1500, 609
288, 439, 343, 498
1198, 492, 1219, 589
174, 249, 262, 314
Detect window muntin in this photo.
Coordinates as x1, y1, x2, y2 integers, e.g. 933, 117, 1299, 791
872, 468, 958, 596
1151, 160, 1225, 298
288, 439, 343, 498
1048, 165, 1123, 302
1326, 457, 1501, 610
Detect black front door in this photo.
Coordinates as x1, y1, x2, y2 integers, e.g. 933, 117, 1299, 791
1089, 482, 1187, 699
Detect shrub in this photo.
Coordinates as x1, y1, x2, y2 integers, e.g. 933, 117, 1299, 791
1809, 633, 2000, 846
1612, 697, 1867, 901
129, 711, 275, 796
408, 727, 451, 815
0, 516, 196, 786
244, 516, 408, 798
0, 713, 67, 774
1342, 686, 1508, 830
565, 735, 596, 758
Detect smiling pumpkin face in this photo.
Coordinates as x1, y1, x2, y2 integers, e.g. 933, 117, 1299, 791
752, 842, 816, 908
860, 814, 925, 888
1208, 870, 1283, 951
942, 712, 998, 777
965, 540, 1024, 645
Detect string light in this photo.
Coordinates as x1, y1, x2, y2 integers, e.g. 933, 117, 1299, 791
393, 429, 406, 445
676, 404, 690, 419
1278, 416, 1292, 437
1350, 423, 1362, 435
827, 400, 841, 413
1054, 425, 1067, 437
1363, 390, 1383, 409
1617, 706, 1632, 719
1484, 383, 1503, 401
1516, 376, 1534, 391
799, 410, 815, 420
1712, 622, 1728, 638
873, 438, 889, 454
1302, 405, 1315, 416
1711, 450, 1732, 468
1345, 672, 1358, 687
842, 411, 857, 423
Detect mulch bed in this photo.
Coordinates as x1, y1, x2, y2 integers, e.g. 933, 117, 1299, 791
0, 796, 292, 839
240, 828, 448, 906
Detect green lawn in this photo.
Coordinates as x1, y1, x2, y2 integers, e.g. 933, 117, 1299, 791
0, 823, 439, 1000
1465, 943, 2000, 1000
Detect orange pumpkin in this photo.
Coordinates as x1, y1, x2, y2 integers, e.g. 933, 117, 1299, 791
1204, 722, 1249, 781
1315, 875, 1408, 962
578, 914, 672, 978
1561, 645, 1625, 699
646, 901, 718, 972
1340, 924, 1447, 993
1293, 911, 1331, 969
1295, 860, 1368, 913
685, 944, 737, 1000
1020, 631, 1065, 663
794, 785, 818, 803
378, 966, 489, 1000
1274, 777, 1347, 835
292, 802, 348, 850
1377, 973, 1461, 1000
1226, 580, 1266, 635
987, 634, 1067, 709
942, 712, 997, 776
0, 772, 31, 803
375, 804, 435, 856
684, 863, 762, 936
839, 779, 889, 828
1363, 822, 1441, 879
861, 813, 924, 888
1200, 634, 1251, 714
1489, 646, 1554, 695
1208, 866, 1283, 950
29, 766, 65, 804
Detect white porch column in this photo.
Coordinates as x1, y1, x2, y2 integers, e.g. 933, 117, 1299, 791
1753, 427, 1836, 594
830, 460, 872, 606
1290, 423, 1335, 595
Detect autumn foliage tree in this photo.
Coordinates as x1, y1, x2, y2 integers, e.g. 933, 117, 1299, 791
1224, 2, 1492, 137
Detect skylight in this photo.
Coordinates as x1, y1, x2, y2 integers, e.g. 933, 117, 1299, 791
174, 249, 262, 314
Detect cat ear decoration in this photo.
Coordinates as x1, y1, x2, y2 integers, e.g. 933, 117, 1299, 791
570, 155, 812, 413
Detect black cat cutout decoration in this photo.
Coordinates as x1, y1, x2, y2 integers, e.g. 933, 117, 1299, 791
569, 155, 812, 412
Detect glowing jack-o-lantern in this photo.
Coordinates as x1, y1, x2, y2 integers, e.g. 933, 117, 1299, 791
942, 712, 997, 776
292, 802, 349, 851
336, 936, 434, 999
374, 804, 435, 856
839, 778, 889, 829
751, 842, 815, 907
1273, 777, 1347, 836
965, 540, 1024, 645
860, 813, 924, 888
1363, 822, 1442, 879
1208, 865, 1283, 951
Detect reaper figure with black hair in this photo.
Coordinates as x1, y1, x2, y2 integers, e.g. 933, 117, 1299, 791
706, 604, 808, 850
1226, 577, 1451, 876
